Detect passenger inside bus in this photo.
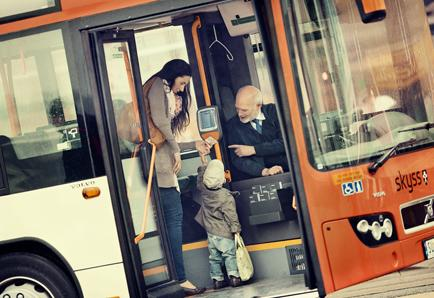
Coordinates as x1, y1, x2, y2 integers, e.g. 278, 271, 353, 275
145, 59, 209, 296
227, 85, 288, 180
194, 158, 243, 290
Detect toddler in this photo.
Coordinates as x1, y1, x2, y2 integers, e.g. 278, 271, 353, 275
195, 159, 242, 289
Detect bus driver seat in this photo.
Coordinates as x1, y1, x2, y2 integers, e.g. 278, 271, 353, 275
350, 94, 417, 141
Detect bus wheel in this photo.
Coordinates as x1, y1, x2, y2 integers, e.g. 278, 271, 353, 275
0, 252, 77, 297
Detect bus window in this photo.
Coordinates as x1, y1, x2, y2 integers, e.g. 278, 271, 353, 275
135, 26, 200, 144
0, 29, 91, 193
0, 1, 60, 24
290, 0, 434, 170
250, 33, 275, 104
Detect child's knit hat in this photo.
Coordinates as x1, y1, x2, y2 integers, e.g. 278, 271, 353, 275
203, 159, 225, 189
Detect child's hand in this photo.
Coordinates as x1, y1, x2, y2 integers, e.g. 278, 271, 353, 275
205, 136, 218, 147
195, 140, 211, 155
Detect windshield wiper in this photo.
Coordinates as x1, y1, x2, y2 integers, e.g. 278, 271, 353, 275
399, 122, 434, 133
369, 122, 434, 174
368, 137, 418, 175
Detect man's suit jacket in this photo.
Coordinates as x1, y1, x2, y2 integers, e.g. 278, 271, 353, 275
227, 104, 288, 180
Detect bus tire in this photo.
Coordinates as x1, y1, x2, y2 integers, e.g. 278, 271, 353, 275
0, 252, 77, 297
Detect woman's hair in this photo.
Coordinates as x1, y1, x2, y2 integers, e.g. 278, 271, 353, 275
153, 59, 192, 135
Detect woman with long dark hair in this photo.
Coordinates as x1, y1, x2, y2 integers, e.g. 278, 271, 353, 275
146, 59, 208, 295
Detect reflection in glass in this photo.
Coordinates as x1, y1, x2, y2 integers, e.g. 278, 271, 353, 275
0, 30, 80, 156
290, 0, 434, 170
0, 29, 82, 193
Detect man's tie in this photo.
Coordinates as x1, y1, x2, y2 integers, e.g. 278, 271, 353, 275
252, 119, 262, 134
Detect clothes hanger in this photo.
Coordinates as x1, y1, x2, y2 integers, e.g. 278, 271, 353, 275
209, 25, 234, 61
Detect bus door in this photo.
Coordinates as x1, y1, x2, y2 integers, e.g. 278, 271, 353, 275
176, 7, 312, 293
256, 0, 434, 296
91, 29, 179, 294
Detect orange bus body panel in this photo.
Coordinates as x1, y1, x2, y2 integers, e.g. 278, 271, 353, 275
0, 0, 156, 35
270, 0, 335, 292
319, 155, 434, 291
323, 219, 404, 290
271, 0, 434, 293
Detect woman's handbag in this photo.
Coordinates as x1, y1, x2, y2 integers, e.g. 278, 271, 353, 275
234, 233, 254, 281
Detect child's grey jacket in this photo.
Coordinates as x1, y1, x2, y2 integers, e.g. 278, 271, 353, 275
194, 165, 241, 239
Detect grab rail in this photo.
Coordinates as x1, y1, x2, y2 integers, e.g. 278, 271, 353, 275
134, 139, 157, 244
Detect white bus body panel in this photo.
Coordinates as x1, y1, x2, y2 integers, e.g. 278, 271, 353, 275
0, 176, 130, 295
75, 262, 130, 297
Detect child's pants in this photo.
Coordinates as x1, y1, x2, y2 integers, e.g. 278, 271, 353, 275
207, 233, 240, 281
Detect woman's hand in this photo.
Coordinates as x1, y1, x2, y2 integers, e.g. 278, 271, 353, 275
173, 152, 181, 175
195, 140, 211, 155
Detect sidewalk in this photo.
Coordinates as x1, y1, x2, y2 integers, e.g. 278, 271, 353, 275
327, 258, 434, 298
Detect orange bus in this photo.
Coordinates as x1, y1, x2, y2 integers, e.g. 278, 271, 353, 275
0, 0, 433, 297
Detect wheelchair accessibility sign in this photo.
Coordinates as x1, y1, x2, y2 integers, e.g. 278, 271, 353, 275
341, 180, 363, 196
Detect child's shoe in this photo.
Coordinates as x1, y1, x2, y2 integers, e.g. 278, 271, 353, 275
213, 279, 227, 290
229, 276, 242, 287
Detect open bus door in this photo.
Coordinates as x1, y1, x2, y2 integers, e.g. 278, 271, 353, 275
91, 29, 184, 297
89, 6, 314, 296
255, 0, 434, 296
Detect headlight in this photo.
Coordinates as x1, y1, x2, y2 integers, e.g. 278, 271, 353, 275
350, 213, 396, 247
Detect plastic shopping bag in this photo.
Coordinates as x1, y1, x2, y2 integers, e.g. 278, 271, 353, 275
235, 233, 254, 281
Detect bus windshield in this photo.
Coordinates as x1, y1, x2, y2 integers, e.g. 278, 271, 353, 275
291, 0, 434, 170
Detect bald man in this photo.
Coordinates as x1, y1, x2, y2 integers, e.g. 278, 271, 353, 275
227, 85, 288, 180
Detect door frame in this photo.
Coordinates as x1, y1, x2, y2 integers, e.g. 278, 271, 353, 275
253, 0, 324, 295
89, 28, 179, 295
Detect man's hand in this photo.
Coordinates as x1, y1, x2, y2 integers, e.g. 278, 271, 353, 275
195, 140, 211, 155
173, 152, 181, 175
261, 165, 283, 176
228, 144, 256, 157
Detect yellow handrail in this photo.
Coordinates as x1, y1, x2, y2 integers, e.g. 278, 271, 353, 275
134, 139, 157, 244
